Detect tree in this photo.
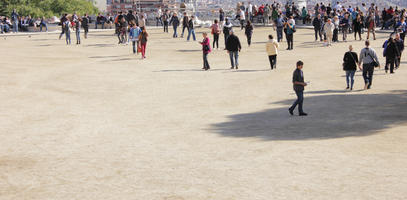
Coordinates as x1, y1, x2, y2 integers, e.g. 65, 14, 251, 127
0, 0, 99, 18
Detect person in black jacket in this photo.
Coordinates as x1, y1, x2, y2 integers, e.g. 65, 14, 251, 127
187, 16, 196, 41
82, 14, 90, 39
395, 33, 404, 69
223, 18, 233, 48
343, 45, 359, 90
312, 14, 322, 41
289, 61, 308, 116
353, 14, 363, 41
244, 21, 254, 46
169, 13, 180, 38
384, 37, 400, 74
181, 12, 189, 38
226, 30, 242, 69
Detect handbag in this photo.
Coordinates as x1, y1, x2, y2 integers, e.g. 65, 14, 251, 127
367, 53, 379, 67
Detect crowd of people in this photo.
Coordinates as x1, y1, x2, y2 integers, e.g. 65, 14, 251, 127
2, 2, 407, 116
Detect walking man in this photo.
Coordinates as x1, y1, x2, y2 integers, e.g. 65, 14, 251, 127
187, 16, 196, 41
358, 40, 380, 89
181, 12, 188, 38
226, 30, 242, 69
312, 14, 323, 41
266, 34, 279, 70
289, 61, 308, 116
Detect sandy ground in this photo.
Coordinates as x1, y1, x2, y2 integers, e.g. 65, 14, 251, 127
0, 27, 407, 200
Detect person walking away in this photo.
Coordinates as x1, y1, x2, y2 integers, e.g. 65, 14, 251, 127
162, 11, 169, 33
395, 33, 404, 69
129, 24, 141, 54
187, 16, 196, 41
200, 32, 211, 70
223, 18, 233, 49
266, 34, 279, 70
358, 40, 380, 89
289, 61, 308, 116
340, 14, 349, 41
211, 19, 220, 49
226, 30, 242, 69
343, 45, 359, 90
75, 18, 81, 44
139, 28, 148, 59
353, 14, 363, 40
384, 38, 400, 74
11, 9, 19, 33
312, 14, 323, 41
286, 21, 295, 50
64, 19, 71, 45
324, 18, 334, 46
169, 13, 179, 38
82, 14, 89, 39
244, 21, 253, 46
276, 15, 284, 42
181, 13, 189, 38
366, 13, 376, 40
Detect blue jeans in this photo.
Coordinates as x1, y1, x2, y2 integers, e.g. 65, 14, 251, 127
13, 21, 18, 32
65, 31, 71, 44
203, 53, 210, 69
95, 21, 104, 29
229, 51, 239, 68
345, 70, 355, 88
76, 30, 80, 43
290, 90, 304, 113
187, 28, 196, 41
173, 26, 178, 37
277, 27, 283, 42
0, 24, 3, 33
40, 23, 48, 31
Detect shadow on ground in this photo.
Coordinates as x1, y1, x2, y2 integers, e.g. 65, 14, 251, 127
210, 90, 407, 140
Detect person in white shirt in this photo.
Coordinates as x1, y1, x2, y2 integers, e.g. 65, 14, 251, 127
324, 18, 335, 46
248, 2, 253, 21
266, 34, 279, 70
239, 9, 245, 30
335, 2, 342, 11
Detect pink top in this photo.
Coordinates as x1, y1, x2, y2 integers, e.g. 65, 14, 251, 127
201, 37, 211, 54
211, 24, 220, 34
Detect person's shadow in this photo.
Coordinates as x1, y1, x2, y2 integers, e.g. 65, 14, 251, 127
210, 90, 407, 140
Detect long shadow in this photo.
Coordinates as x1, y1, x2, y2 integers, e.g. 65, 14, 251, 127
154, 69, 229, 72
177, 49, 201, 52
89, 55, 120, 59
303, 89, 364, 94
227, 69, 271, 73
210, 90, 407, 140
85, 43, 116, 47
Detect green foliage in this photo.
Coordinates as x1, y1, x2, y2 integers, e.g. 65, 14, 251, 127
0, 0, 100, 18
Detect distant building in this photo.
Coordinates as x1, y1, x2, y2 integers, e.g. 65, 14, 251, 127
89, 0, 107, 12
107, 0, 177, 14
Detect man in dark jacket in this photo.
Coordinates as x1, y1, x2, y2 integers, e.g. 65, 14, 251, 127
395, 33, 404, 69
384, 37, 400, 73
312, 14, 322, 41
187, 15, 196, 41
289, 61, 308, 116
82, 14, 90, 39
181, 12, 189, 38
226, 30, 242, 69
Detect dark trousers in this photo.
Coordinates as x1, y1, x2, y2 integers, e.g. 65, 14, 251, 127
333, 28, 339, 42
163, 22, 168, 32
290, 90, 304, 113
213, 33, 219, 49
362, 63, 374, 86
354, 29, 362, 40
246, 34, 252, 46
132, 41, 137, 53
181, 26, 188, 37
203, 53, 210, 70
287, 34, 293, 49
385, 57, 396, 73
224, 34, 229, 46
314, 28, 322, 41
268, 55, 277, 69
84, 26, 89, 38
401, 32, 406, 44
